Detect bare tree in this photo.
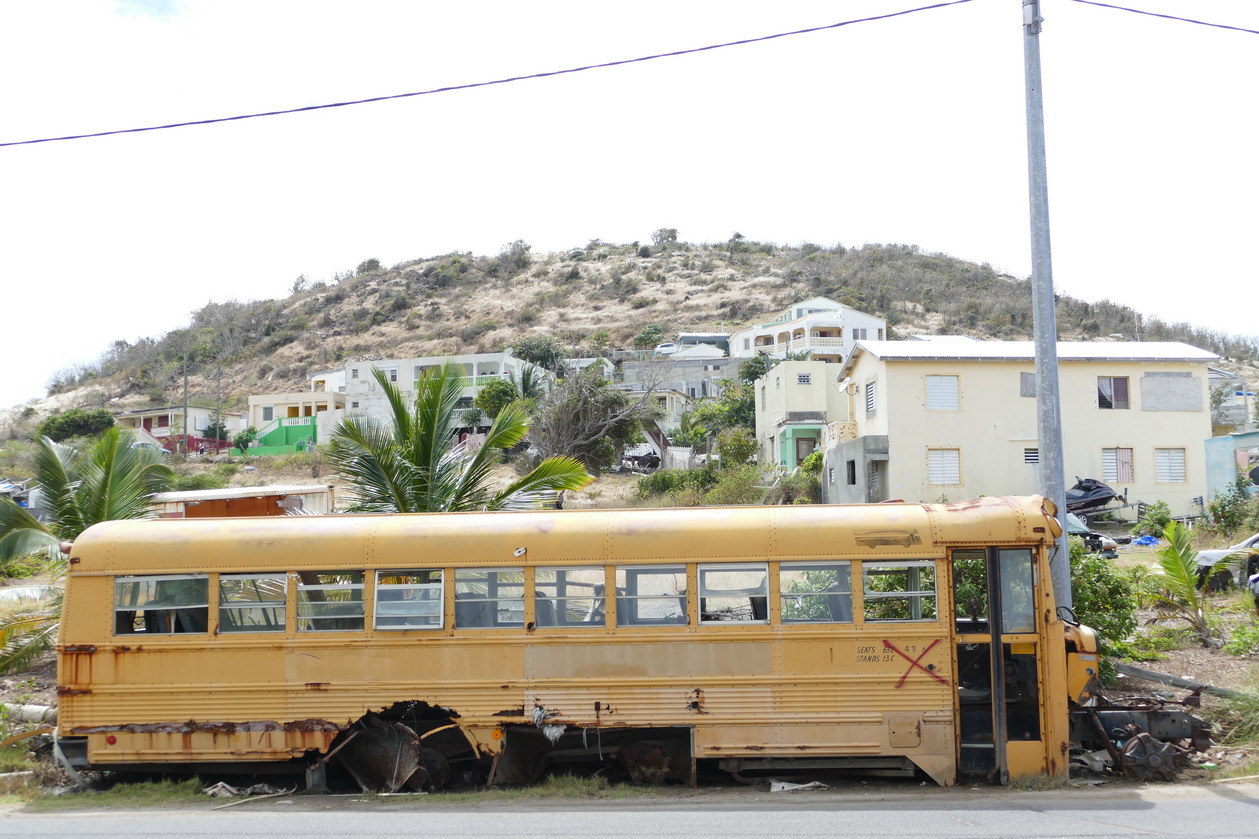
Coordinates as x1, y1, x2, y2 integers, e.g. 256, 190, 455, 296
528, 368, 664, 471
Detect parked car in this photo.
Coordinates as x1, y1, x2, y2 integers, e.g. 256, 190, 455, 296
1194, 532, 1259, 591
1065, 512, 1119, 558
653, 342, 678, 355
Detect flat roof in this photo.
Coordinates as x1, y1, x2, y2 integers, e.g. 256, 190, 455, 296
840, 340, 1218, 377
152, 484, 335, 503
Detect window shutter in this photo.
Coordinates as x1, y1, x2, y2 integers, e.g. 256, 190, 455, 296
865, 381, 877, 414
927, 449, 961, 485
1154, 449, 1186, 483
925, 376, 959, 411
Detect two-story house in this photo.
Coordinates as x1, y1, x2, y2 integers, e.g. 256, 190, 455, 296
822, 340, 1219, 519
753, 360, 849, 468
344, 351, 550, 431
728, 296, 886, 364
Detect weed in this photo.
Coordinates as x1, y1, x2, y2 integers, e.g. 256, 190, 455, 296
1204, 679, 1259, 746
1223, 621, 1259, 656
26, 777, 210, 811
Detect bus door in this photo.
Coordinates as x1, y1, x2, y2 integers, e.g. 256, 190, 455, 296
951, 547, 1044, 783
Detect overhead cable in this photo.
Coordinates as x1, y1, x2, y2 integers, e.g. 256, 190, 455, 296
1068, 0, 1259, 36
1, 0, 975, 149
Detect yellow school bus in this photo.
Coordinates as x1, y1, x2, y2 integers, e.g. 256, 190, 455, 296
56, 495, 1102, 789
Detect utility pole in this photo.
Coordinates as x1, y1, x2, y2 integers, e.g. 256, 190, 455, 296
1023, 0, 1070, 608
182, 353, 190, 458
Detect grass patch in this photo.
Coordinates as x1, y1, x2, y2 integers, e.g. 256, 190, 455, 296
1008, 772, 1071, 791
1117, 626, 1196, 662
25, 777, 211, 811
1203, 680, 1259, 747
0, 744, 37, 774
365, 773, 654, 805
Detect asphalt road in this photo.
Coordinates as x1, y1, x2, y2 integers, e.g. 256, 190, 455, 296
2, 783, 1256, 838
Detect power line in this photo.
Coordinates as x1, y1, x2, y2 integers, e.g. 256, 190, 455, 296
2, 1, 975, 149
1068, 0, 1259, 36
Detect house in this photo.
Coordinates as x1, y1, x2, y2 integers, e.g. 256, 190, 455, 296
1207, 366, 1252, 436
243, 391, 346, 455
308, 367, 347, 393
728, 296, 886, 364
621, 355, 742, 401
753, 360, 849, 468
344, 351, 550, 431
114, 406, 243, 453
820, 340, 1218, 519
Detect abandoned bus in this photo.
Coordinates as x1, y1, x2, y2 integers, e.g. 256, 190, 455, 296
54, 496, 1116, 788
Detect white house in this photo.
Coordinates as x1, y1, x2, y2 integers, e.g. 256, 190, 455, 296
728, 296, 886, 364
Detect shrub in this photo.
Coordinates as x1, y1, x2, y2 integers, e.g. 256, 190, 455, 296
37, 408, 115, 441
702, 464, 766, 506
1069, 539, 1137, 682
1224, 621, 1259, 656
1131, 500, 1172, 537
1209, 476, 1258, 534
715, 428, 756, 468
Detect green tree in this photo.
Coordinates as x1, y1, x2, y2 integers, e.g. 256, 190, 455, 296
328, 364, 592, 513
36, 408, 115, 441
473, 377, 520, 421
633, 324, 664, 349
0, 429, 173, 672
233, 426, 258, 453
651, 228, 678, 247
203, 417, 230, 443
715, 427, 756, 467
510, 336, 569, 373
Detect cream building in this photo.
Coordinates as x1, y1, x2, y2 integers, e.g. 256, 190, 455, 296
822, 340, 1219, 519
754, 360, 849, 468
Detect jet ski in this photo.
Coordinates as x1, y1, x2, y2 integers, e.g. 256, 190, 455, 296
1065, 476, 1123, 514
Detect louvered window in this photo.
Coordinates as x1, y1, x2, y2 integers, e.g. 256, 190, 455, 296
1023, 448, 1039, 464
865, 381, 877, 415
927, 449, 961, 485
1102, 447, 1135, 483
1154, 448, 1186, 483
925, 375, 959, 411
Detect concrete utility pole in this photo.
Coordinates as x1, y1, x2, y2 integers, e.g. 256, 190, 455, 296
1022, 0, 1071, 608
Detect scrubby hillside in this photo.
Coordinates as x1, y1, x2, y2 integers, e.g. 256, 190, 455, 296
10, 238, 1259, 430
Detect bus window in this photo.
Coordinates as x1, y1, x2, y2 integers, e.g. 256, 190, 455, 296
534, 568, 605, 627
780, 562, 852, 623
998, 549, 1035, 633
615, 566, 687, 626
699, 564, 768, 623
376, 570, 443, 630
219, 574, 286, 633
296, 572, 365, 632
863, 561, 937, 622
952, 549, 988, 633
454, 569, 523, 628
114, 575, 209, 635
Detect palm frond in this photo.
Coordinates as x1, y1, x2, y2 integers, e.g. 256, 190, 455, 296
0, 609, 61, 675
489, 456, 594, 510
0, 499, 58, 562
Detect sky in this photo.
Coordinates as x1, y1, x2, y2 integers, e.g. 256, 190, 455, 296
2, 0, 1257, 411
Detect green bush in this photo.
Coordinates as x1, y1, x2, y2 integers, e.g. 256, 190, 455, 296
702, 464, 766, 506
1224, 622, 1259, 656
37, 408, 114, 441
1069, 539, 1137, 682
1131, 500, 1172, 537
634, 466, 717, 500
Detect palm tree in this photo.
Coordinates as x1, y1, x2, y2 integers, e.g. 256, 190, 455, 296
1151, 521, 1221, 648
0, 428, 174, 673
328, 363, 593, 513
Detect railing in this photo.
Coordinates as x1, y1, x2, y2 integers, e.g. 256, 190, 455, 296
759, 312, 792, 328
281, 417, 316, 427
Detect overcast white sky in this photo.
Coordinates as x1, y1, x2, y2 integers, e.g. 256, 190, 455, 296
2, 0, 1256, 410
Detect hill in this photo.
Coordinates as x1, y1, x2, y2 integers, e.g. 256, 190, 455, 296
6, 237, 1259, 431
